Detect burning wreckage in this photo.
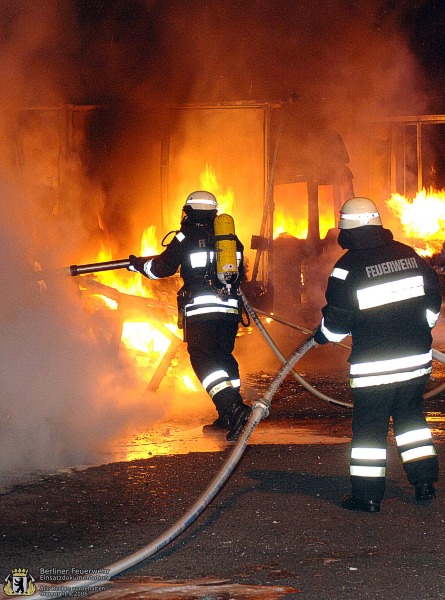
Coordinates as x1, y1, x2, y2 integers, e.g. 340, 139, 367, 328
48, 107, 445, 403
16, 102, 445, 406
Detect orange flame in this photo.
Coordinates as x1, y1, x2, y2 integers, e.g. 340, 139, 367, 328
272, 183, 336, 239
121, 322, 171, 364
199, 163, 234, 214
386, 188, 445, 256
85, 225, 185, 380
273, 209, 335, 240
95, 225, 160, 298
273, 213, 308, 239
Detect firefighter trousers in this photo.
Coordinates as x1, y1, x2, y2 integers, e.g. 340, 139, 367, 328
350, 381, 438, 502
186, 319, 242, 415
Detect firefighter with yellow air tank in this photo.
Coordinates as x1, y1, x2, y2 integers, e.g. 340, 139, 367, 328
128, 190, 251, 442
313, 197, 442, 512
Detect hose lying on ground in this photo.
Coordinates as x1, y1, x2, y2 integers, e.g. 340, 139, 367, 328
31, 336, 316, 600
31, 299, 445, 598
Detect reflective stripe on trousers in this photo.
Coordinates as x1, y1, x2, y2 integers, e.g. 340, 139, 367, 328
350, 446, 387, 478
202, 369, 233, 399
395, 427, 437, 463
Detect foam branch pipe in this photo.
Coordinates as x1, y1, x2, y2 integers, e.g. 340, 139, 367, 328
31, 335, 315, 600
66, 256, 155, 277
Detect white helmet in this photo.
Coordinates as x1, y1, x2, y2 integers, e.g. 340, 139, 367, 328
184, 190, 218, 211
338, 197, 382, 229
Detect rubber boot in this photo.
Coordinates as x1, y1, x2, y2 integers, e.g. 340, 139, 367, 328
415, 480, 436, 501
202, 414, 230, 432
226, 402, 251, 442
341, 495, 381, 513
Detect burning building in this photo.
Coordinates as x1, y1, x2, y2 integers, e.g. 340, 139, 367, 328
10, 99, 445, 383
1, 0, 445, 471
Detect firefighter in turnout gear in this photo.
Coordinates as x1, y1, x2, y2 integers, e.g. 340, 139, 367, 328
128, 190, 251, 442
313, 197, 442, 512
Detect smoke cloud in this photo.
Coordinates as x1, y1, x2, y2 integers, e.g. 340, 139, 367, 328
0, 175, 178, 473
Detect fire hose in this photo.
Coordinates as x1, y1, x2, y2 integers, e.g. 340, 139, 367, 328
48, 257, 444, 598
428, 349, 445, 399
33, 259, 445, 598
32, 335, 315, 600
240, 290, 354, 409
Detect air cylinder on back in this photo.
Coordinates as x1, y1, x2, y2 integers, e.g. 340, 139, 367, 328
214, 213, 238, 288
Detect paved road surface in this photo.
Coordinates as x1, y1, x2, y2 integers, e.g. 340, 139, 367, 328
1, 410, 444, 599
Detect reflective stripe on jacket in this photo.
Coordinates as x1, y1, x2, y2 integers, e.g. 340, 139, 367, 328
139, 217, 244, 323
319, 227, 442, 388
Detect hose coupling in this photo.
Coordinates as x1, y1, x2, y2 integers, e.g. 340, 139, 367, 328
252, 399, 270, 419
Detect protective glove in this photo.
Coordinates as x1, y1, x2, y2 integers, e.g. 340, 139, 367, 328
127, 254, 146, 273
313, 326, 329, 346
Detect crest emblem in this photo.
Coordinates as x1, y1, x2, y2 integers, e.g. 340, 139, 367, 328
3, 568, 36, 596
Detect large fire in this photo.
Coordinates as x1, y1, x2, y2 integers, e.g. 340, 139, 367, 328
81, 175, 445, 396
272, 184, 336, 239
386, 188, 445, 257
81, 223, 194, 390
81, 164, 237, 394
200, 163, 234, 214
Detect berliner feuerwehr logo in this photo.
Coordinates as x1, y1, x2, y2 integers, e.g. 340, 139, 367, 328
3, 568, 36, 596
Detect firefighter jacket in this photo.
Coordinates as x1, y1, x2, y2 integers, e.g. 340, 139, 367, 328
137, 216, 244, 324
314, 226, 442, 388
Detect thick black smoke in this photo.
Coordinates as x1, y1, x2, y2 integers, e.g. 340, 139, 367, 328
1, 0, 442, 242
73, 0, 445, 240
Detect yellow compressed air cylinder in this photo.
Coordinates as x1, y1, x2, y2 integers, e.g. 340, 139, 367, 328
214, 213, 238, 287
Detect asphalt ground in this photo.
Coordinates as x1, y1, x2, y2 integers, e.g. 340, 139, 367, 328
1, 363, 445, 600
